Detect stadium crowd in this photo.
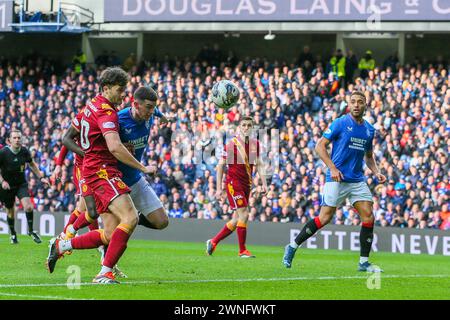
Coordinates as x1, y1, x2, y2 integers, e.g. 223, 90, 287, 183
0, 47, 448, 230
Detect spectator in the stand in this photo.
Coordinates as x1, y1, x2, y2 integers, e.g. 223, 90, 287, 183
298, 45, 314, 66
358, 50, 376, 79
72, 49, 86, 74
109, 50, 121, 66
123, 52, 137, 72
329, 49, 346, 88
345, 49, 358, 85
383, 52, 399, 73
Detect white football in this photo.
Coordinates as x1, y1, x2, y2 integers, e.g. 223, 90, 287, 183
210, 80, 240, 110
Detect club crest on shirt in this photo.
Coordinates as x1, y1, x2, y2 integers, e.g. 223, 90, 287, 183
117, 180, 127, 189
347, 126, 353, 132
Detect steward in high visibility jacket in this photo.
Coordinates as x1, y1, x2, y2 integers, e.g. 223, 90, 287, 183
359, 50, 375, 79
330, 49, 346, 79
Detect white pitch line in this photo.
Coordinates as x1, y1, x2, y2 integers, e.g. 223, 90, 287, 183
0, 274, 447, 289
0, 292, 94, 300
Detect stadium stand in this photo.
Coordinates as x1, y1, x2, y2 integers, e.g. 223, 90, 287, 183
0, 48, 448, 230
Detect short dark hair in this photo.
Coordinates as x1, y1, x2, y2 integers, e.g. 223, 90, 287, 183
99, 67, 129, 91
351, 90, 366, 102
240, 116, 254, 124
133, 86, 158, 102
9, 129, 21, 138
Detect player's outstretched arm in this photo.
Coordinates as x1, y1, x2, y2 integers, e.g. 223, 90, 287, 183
364, 151, 386, 183
62, 126, 85, 157
104, 131, 154, 174
215, 160, 225, 199
52, 145, 69, 180
256, 158, 268, 193
315, 137, 344, 182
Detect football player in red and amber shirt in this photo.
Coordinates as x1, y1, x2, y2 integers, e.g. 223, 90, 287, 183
46, 67, 155, 284
53, 109, 99, 241
206, 116, 268, 258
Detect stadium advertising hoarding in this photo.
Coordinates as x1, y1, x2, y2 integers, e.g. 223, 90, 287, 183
1, 212, 449, 256
0, 0, 13, 32
104, 0, 450, 22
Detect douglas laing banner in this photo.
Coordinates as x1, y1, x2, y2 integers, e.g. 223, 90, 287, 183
104, 0, 450, 22
1, 211, 449, 256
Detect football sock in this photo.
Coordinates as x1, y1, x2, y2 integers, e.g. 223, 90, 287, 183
236, 221, 247, 252
64, 209, 80, 233
88, 219, 99, 231
7, 217, 16, 235
102, 223, 132, 269
290, 238, 299, 249
360, 257, 369, 264
100, 266, 112, 275
59, 239, 73, 252
360, 221, 374, 258
294, 217, 323, 247
70, 229, 107, 250
138, 212, 157, 229
25, 210, 34, 233
212, 221, 236, 244
73, 211, 94, 231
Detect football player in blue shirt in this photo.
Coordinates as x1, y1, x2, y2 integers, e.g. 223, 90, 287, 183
117, 86, 169, 232
283, 91, 386, 272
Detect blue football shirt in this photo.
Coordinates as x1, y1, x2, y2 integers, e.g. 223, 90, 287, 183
322, 114, 375, 183
118, 107, 163, 186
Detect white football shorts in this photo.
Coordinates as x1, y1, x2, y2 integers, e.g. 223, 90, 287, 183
321, 181, 373, 208
130, 176, 163, 215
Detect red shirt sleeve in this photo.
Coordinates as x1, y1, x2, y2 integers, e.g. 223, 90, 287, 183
97, 110, 119, 136
72, 112, 83, 131
56, 145, 68, 166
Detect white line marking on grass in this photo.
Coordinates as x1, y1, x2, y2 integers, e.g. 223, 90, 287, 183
0, 292, 94, 300
0, 274, 447, 289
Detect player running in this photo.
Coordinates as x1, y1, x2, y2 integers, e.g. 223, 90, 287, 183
282, 91, 386, 272
206, 116, 268, 258
0, 130, 49, 244
53, 110, 99, 242
59, 86, 169, 241
46, 67, 155, 284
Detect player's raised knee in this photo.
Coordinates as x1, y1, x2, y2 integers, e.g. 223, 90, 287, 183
156, 214, 169, 229
123, 213, 139, 229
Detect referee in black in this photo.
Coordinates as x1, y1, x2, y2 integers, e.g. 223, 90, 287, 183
0, 130, 49, 244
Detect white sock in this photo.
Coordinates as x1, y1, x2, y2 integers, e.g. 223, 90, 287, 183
59, 239, 72, 252
360, 256, 369, 264
67, 224, 76, 234
100, 266, 112, 275
290, 241, 299, 249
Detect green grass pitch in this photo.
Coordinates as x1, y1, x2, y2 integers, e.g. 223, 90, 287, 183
0, 235, 448, 300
